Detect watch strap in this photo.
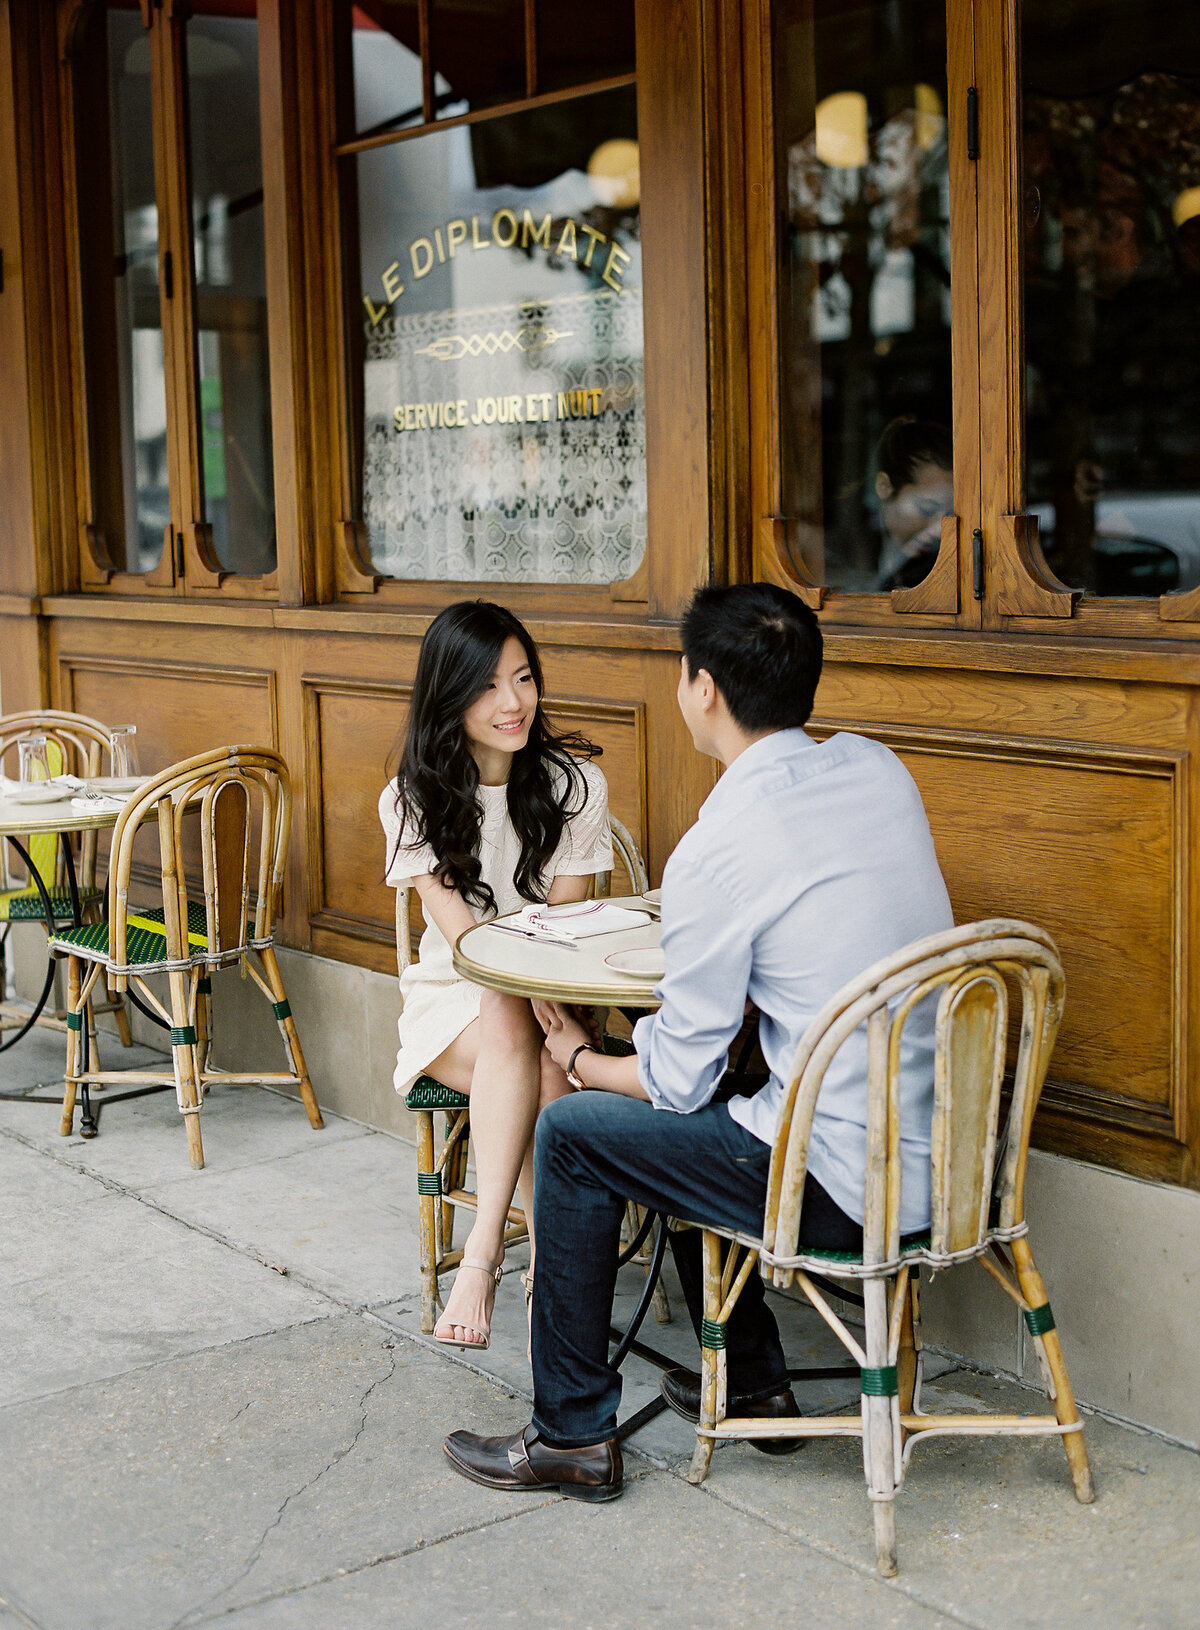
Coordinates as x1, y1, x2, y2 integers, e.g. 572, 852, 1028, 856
566, 1042, 594, 1087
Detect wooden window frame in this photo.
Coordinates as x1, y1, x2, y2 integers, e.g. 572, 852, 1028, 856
320, 0, 683, 619
746, 0, 1200, 642
58, 0, 281, 602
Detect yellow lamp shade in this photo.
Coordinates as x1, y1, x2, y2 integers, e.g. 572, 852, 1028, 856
815, 91, 869, 169
588, 139, 640, 209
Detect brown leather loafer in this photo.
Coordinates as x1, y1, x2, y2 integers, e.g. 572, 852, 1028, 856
443, 1423, 623, 1502
660, 1366, 805, 1456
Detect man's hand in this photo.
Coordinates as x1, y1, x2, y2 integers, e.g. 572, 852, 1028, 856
533, 1001, 592, 1074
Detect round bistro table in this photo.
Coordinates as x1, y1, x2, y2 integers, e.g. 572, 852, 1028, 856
453, 898, 673, 1438
0, 791, 123, 1056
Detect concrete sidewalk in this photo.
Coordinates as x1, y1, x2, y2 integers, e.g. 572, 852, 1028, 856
1, 1025, 1198, 1630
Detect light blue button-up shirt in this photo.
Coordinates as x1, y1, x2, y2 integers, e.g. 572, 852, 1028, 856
632, 729, 953, 1233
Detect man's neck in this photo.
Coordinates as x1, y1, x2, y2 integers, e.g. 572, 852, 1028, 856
715, 724, 782, 769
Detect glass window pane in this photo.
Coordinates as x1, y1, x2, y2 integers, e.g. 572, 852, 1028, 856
345, 84, 645, 583
72, 2, 167, 577
1023, 2, 1200, 597
537, 0, 635, 95
775, 0, 952, 593
185, 5, 276, 578
431, 0, 526, 119
349, 2, 424, 138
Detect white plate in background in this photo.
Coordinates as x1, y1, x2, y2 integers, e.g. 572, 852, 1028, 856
604, 947, 666, 980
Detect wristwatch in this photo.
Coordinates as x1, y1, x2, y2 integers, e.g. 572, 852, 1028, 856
566, 1042, 594, 1089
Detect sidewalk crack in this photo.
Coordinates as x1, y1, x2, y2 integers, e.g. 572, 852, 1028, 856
167, 1344, 399, 1630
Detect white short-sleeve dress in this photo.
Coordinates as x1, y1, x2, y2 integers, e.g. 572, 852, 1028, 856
378, 757, 612, 1094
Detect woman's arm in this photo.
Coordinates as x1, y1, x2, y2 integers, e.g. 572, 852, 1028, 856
411, 870, 477, 947
546, 873, 591, 906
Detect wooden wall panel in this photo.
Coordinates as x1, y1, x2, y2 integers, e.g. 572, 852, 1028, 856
58, 654, 278, 770
812, 651, 1197, 1183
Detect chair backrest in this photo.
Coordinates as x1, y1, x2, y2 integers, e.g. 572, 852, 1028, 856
105, 745, 291, 968
0, 710, 113, 891
763, 920, 1064, 1272
595, 814, 650, 898
394, 814, 650, 975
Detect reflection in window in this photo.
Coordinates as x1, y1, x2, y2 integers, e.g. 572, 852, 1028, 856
346, 85, 645, 583
185, 6, 276, 577
775, 1, 952, 593
72, 2, 167, 576
1024, 4, 1200, 597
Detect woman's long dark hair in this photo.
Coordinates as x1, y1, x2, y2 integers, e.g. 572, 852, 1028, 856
386, 601, 600, 914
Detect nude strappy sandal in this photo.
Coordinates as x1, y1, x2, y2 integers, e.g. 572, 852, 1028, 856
433, 1257, 504, 1351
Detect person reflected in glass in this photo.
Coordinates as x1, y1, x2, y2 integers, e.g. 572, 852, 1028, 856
379, 601, 611, 1352
872, 416, 954, 591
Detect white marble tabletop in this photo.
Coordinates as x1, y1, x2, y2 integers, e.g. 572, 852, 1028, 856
453, 895, 663, 1008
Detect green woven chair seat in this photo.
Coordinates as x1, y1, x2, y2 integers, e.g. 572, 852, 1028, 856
405, 1076, 469, 1111
50, 899, 209, 967
798, 1231, 932, 1266
0, 885, 102, 923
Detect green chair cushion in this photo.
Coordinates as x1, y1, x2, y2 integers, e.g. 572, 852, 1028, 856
0, 885, 102, 923
405, 1076, 469, 1111
800, 1231, 932, 1266
50, 900, 209, 967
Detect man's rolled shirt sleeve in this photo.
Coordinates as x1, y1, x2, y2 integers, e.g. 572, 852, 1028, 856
632, 857, 752, 1113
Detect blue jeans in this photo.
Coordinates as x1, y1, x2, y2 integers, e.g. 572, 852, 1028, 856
529, 1091, 865, 1448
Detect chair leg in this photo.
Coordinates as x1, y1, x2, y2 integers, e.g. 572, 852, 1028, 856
1010, 1236, 1095, 1504
108, 976, 133, 1048
897, 1273, 919, 1414
258, 946, 324, 1130
166, 968, 205, 1170
415, 1111, 440, 1334
59, 956, 81, 1137
85, 998, 101, 1084
863, 1277, 899, 1577
687, 1230, 722, 1486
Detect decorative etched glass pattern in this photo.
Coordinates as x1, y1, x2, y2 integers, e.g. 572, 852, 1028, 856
362, 290, 644, 581
346, 84, 645, 584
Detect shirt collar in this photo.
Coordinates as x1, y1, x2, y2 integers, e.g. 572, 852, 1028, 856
698, 728, 816, 822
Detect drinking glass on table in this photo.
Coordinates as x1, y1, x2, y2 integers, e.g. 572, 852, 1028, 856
108, 726, 140, 779
17, 734, 51, 783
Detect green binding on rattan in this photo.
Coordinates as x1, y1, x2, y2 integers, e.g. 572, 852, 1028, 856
405, 1076, 470, 1111
1024, 1301, 1056, 1337
65, 1012, 83, 1031
860, 1365, 899, 1397
699, 1318, 727, 1350
170, 1025, 197, 1047
416, 1171, 442, 1195
272, 999, 291, 1022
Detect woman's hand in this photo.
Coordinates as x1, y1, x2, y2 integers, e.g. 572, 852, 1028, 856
533, 1000, 592, 1074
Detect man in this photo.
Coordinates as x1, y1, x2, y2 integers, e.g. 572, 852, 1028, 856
443, 582, 953, 1501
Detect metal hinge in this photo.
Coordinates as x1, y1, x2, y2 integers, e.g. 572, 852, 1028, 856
175, 531, 185, 576
972, 528, 984, 600
966, 87, 979, 161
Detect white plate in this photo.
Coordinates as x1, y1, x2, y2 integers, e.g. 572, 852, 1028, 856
639, 888, 662, 913
604, 948, 666, 980
89, 776, 145, 795
3, 782, 74, 806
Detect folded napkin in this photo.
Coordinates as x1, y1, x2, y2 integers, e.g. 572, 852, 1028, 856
516, 902, 653, 941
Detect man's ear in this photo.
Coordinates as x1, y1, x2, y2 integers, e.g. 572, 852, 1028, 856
875, 471, 894, 502
696, 669, 720, 713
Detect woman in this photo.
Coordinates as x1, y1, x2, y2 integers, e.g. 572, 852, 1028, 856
379, 600, 611, 1351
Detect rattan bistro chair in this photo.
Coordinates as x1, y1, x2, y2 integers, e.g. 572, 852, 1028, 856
0, 710, 131, 1049
48, 746, 323, 1169
684, 919, 1094, 1578
401, 815, 667, 1333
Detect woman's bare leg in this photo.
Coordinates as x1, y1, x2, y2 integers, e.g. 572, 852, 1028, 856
425, 992, 563, 1345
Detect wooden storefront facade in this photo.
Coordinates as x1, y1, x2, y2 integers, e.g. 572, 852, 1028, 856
4, 0, 1200, 1434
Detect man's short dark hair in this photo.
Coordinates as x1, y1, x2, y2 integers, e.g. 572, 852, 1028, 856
681, 582, 823, 733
